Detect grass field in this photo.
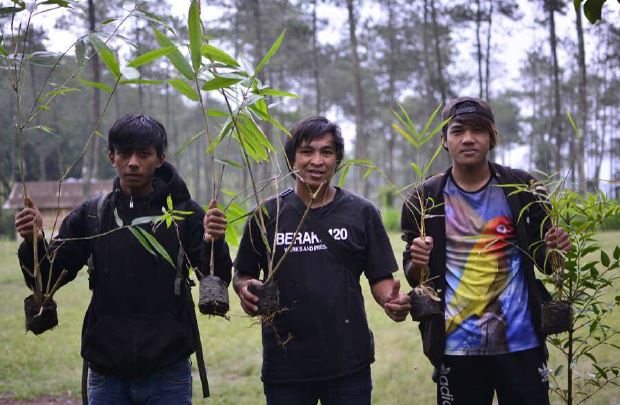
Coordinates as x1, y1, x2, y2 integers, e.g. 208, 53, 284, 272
1, 232, 619, 404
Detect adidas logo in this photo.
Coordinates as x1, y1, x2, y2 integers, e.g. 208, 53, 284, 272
538, 365, 550, 383
438, 364, 454, 404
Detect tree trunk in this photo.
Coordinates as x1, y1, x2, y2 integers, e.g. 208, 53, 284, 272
430, 0, 447, 100
422, 0, 435, 99
386, 0, 398, 183
575, 2, 587, 192
484, 1, 494, 100
475, 0, 484, 98
311, 0, 321, 115
82, 0, 101, 194
547, 0, 563, 173
346, 0, 368, 196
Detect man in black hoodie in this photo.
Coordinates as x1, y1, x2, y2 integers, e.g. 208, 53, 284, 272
15, 114, 232, 404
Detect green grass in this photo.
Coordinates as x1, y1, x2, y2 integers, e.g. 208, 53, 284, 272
1, 232, 619, 404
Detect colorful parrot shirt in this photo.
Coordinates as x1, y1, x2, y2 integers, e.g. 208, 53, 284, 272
444, 175, 539, 355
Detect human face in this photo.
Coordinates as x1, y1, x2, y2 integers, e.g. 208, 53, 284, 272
292, 133, 338, 192
444, 121, 491, 168
109, 146, 165, 196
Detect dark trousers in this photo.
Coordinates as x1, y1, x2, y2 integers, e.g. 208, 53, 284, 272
436, 347, 550, 405
263, 366, 372, 405
88, 358, 192, 405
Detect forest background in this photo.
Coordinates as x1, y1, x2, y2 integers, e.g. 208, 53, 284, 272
1, 0, 619, 235
2, 1, 620, 404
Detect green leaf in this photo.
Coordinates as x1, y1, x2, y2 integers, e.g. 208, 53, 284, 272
207, 109, 229, 117
166, 194, 173, 211
176, 129, 205, 156
45, 87, 81, 98
129, 227, 156, 256
337, 164, 351, 188
0, 3, 25, 14
88, 34, 121, 79
137, 10, 175, 34
101, 18, 117, 25
168, 79, 199, 101
254, 88, 300, 98
128, 46, 175, 68
75, 39, 86, 67
201, 43, 239, 67
214, 158, 243, 169
153, 27, 194, 81
135, 227, 175, 269
613, 245, 620, 260
188, 0, 202, 72
79, 79, 113, 93
0, 45, 7, 57
130, 216, 158, 225
40, 0, 69, 6
601, 250, 610, 267
583, 0, 605, 23
255, 29, 286, 75
202, 76, 242, 91
120, 79, 164, 85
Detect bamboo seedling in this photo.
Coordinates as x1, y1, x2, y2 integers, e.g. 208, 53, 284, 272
392, 103, 449, 321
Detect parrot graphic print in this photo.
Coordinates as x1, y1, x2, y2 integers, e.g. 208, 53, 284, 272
443, 176, 539, 355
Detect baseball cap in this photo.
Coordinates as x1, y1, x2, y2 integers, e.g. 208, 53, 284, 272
441, 97, 495, 123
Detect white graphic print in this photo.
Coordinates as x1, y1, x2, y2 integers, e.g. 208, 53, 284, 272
275, 228, 349, 253
538, 365, 550, 383
438, 364, 454, 405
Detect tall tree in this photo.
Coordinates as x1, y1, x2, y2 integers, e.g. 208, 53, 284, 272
346, 0, 368, 195
575, 0, 587, 191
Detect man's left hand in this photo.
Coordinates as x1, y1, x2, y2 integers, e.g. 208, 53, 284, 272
544, 226, 571, 252
204, 199, 227, 242
383, 279, 411, 322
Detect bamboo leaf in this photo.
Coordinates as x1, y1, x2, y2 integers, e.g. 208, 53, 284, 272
337, 164, 351, 188
129, 227, 156, 256
136, 227, 175, 269
120, 79, 164, 85
214, 158, 243, 169
79, 79, 113, 93
128, 46, 175, 68
88, 33, 121, 79
188, 0, 202, 72
613, 246, 619, 260
392, 123, 419, 148
45, 87, 81, 98
207, 119, 233, 154
40, 0, 69, 6
168, 79, 199, 101
153, 27, 194, 81
255, 29, 286, 75
176, 129, 206, 156
75, 39, 86, 67
202, 76, 242, 91
254, 88, 300, 98
201, 43, 239, 67
137, 10, 175, 34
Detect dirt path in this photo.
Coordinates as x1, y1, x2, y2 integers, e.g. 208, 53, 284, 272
0, 397, 80, 405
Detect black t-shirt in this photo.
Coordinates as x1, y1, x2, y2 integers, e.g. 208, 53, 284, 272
235, 187, 398, 383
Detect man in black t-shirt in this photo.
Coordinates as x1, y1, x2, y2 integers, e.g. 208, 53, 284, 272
234, 116, 411, 405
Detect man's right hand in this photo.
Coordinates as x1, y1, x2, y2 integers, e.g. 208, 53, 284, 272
234, 276, 262, 316
15, 200, 43, 243
409, 236, 433, 267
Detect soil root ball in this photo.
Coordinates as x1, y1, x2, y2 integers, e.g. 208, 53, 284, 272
198, 275, 230, 316
408, 290, 442, 322
24, 294, 58, 335
541, 300, 572, 335
249, 283, 280, 315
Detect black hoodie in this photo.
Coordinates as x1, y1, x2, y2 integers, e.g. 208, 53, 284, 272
18, 162, 232, 376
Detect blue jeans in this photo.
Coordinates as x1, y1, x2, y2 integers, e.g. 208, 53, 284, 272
263, 366, 372, 405
88, 358, 192, 405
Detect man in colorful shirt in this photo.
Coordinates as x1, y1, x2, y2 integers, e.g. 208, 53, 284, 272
401, 97, 571, 405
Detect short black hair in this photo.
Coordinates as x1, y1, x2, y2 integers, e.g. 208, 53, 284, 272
285, 116, 345, 171
108, 114, 168, 157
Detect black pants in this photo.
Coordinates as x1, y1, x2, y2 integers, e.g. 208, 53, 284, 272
436, 348, 550, 405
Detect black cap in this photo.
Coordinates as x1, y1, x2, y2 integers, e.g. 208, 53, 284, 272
441, 97, 495, 123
